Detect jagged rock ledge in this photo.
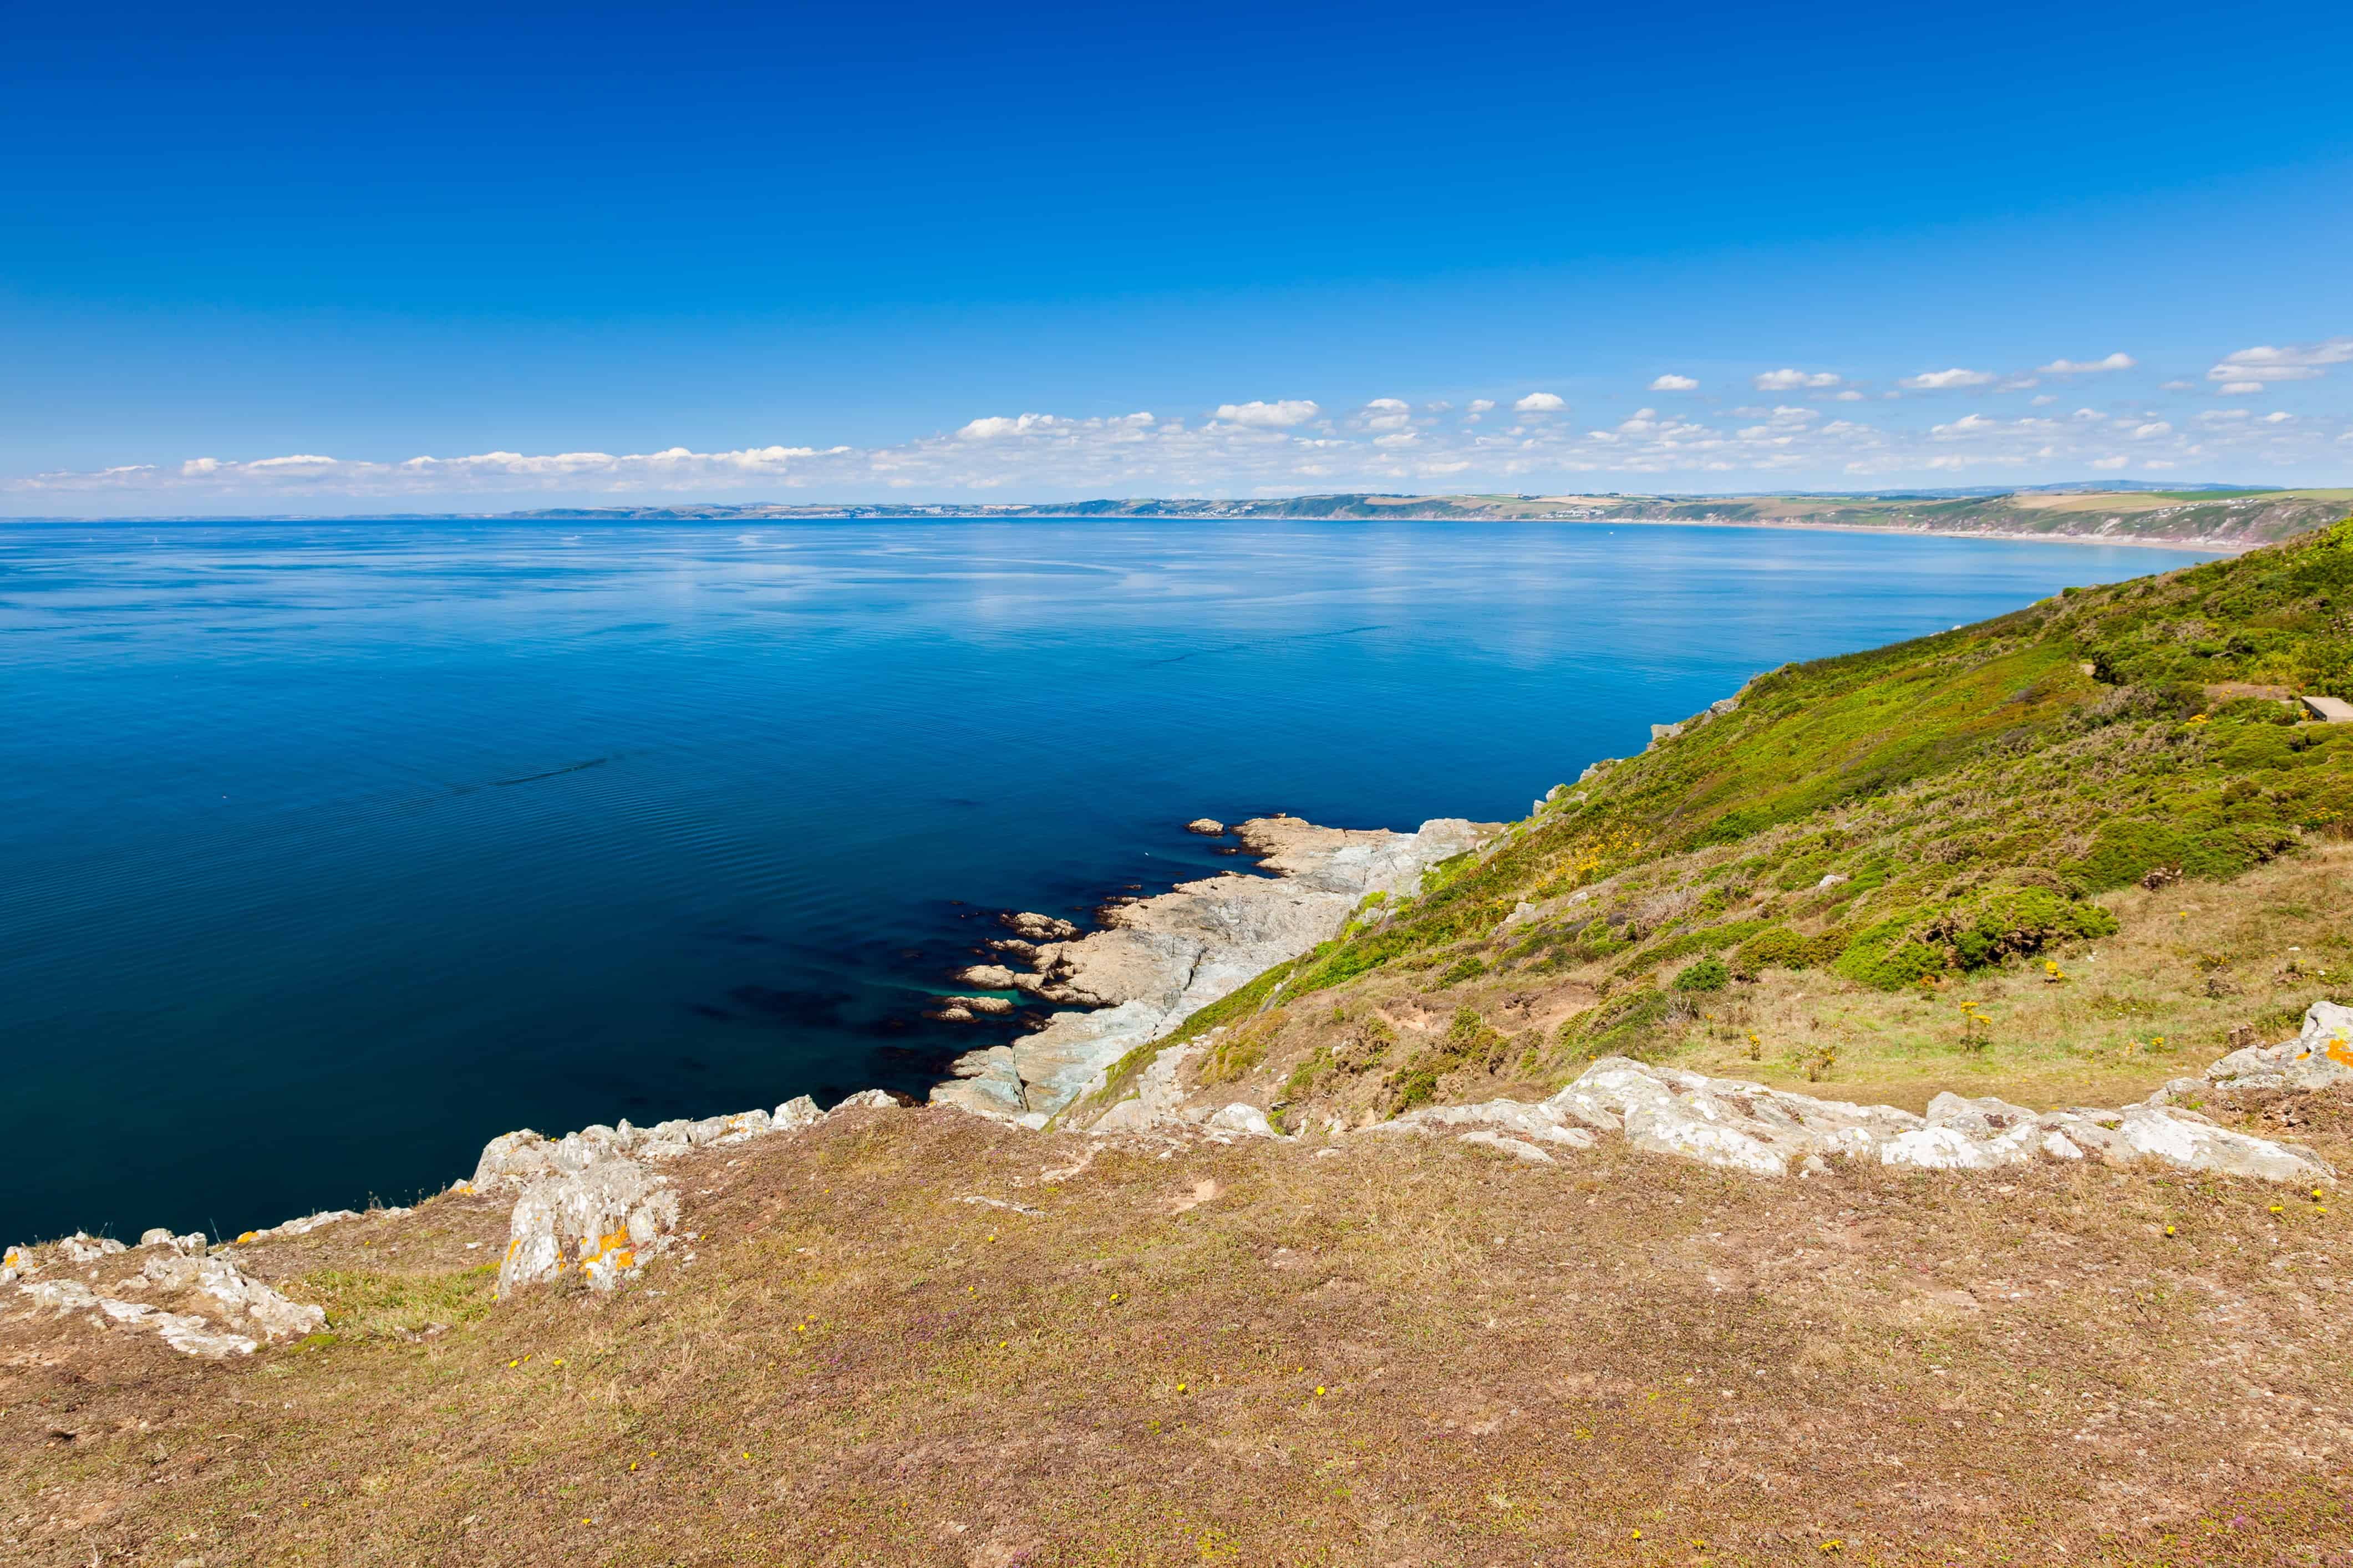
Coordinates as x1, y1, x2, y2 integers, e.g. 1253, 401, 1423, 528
930, 813, 1495, 1126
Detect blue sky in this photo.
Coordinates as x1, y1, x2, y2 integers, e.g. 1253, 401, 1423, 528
6, 0, 2352, 513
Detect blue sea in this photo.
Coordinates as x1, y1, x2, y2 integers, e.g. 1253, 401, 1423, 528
0, 518, 2206, 1242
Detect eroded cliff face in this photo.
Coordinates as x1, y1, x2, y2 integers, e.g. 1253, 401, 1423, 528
929, 815, 1493, 1123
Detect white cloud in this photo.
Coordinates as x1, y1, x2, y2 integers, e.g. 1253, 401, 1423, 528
958, 414, 1065, 440
2264, 410, 2294, 424
1832, 389, 1864, 402
2038, 353, 2137, 374
17, 381, 2350, 508
1899, 368, 1996, 390
2160, 379, 2193, 391
1514, 392, 1566, 412
1647, 374, 1699, 391
2218, 381, 2264, 396
2029, 394, 2056, 406
1753, 368, 1840, 390
2207, 337, 2353, 384
1212, 399, 1320, 428
1466, 399, 1495, 414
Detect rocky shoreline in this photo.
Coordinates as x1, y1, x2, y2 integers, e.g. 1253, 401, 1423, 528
929, 813, 1492, 1124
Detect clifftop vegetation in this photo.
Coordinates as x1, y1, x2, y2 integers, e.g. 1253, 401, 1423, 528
1148, 519, 2353, 1124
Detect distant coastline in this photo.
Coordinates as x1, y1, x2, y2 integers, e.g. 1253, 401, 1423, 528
9, 483, 2341, 549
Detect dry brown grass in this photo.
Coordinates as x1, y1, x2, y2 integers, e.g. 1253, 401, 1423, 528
8, 1093, 2353, 1566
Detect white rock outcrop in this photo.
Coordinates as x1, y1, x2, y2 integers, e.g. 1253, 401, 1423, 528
8, 1246, 324, 1360
1360, 1098, 1598, 1150
1501, 1056, 2332, 1183
2205, 1000, 2353, 1093
485, 1087, 902, 1296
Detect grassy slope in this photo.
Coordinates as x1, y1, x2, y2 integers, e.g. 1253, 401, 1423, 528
1140, 520, 2353, 1129
8, 1106, 2353, 1566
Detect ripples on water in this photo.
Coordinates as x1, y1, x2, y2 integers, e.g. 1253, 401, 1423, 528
0, 517, 2205, 1238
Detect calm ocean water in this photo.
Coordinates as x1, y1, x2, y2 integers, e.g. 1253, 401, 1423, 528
1, 518, 2204, 1241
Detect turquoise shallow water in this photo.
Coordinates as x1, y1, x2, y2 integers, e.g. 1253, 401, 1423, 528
0, 518, 2205, 1241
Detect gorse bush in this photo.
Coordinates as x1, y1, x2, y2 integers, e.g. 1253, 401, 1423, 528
1671, 956, 1730, 992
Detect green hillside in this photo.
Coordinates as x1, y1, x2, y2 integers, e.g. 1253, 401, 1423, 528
1114, 517, 2353, 1121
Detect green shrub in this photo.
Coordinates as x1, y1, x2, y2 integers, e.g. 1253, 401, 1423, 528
1732, 925, 1817, 976
1672, 956, 1730, 992
1832, 933, 1949, 991
1435, 955, 1488, 987
1831, 887, 2118, 990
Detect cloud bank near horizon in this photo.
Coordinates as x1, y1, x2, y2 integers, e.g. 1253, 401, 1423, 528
13, 342, 2350, 508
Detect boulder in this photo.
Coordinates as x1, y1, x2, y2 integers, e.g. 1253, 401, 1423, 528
1185, 818, 1227, 836
138, 1228, 206, 1254
58, 1232, 126, 1263
2205, 1000, 2353, 1093
1000, 912, 1081, 941
1208, 1103, 1279, 1138
773, 1094, 824, 1130
498, 1157, 679, 1297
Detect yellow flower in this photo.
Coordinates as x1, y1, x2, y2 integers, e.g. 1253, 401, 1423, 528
1176, 1383, 1187, 1393
1315, 1386, 1327, 1396
2164, 1224, 2175, 1236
